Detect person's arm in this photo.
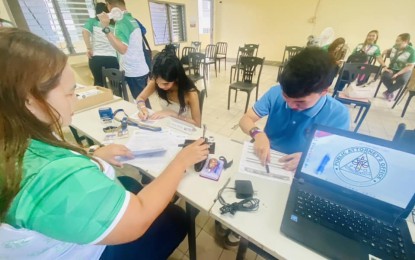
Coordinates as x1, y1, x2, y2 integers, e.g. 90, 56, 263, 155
99, 138, 209, 244
239, 108, 270, 165
392, 63, 415, 79
137, 79, 156, 120
98, 13, 128, 54
376, 56, 387, 68
82, 30, 93, 59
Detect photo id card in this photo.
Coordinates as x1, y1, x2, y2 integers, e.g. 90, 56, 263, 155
199, 157, 224, 181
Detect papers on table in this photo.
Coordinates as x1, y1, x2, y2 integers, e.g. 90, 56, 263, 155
239, 142, 293, 183
119, 128, 190, 174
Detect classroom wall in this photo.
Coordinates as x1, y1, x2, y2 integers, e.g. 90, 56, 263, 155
214, 0, 415, 62
0, 0, 12, 21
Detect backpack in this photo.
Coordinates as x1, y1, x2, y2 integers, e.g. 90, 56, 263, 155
346, 51, 368, 63
135, 19, 152, 71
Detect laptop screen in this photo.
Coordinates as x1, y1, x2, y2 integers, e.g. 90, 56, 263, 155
301, 129, 415, 209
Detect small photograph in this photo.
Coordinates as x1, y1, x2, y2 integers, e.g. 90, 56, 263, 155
199, 157, 224, 181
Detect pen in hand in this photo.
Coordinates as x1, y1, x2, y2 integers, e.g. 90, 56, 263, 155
265, 163, 270, 174
202, 124, 207, 140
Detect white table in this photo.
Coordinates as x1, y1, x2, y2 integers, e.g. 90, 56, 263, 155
70, 99, 243, 260
210, 172, 324, 259
210, 173, 415, 260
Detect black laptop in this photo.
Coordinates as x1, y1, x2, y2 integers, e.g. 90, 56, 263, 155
281, 125, 415, 260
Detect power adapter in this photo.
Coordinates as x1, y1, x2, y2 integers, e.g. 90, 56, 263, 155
235, 180, 253, 199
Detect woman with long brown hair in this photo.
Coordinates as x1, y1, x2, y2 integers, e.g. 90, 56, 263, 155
0, 28, 209, 259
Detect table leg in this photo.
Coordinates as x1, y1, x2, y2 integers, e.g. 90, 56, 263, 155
186, 202, 199, 260
236, 237, 249, 260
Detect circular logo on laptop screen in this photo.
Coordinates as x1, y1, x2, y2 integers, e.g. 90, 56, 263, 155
333, 147, 387, 187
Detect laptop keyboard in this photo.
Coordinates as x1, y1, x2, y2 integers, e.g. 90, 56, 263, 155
294, 190, 408, 259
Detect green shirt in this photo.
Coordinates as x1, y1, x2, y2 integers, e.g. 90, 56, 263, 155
83, 18, 117, 57
389, 45, 415, 71
1, 140, 129, 259
115, 12, 149, 77
353, 43, 381, 57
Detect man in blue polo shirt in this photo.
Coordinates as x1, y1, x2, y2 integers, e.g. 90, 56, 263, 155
239, 47, 350, 171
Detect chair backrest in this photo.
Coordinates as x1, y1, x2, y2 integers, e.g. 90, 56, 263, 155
235, 46, 256, 65
171, 43, 180, 57
282, 46, 303, 62
392, 123, 415, 153
205, 44, 217, 59
333, 63, 380, 95
191, 41, 201, 52
367, 55, 377, 65
101, 67, 128, 101
244, 43, 259, 56
237, 56, 265, 85
216, 42, 227, 55
188, 52, 206, 76
180, 47, 196, 65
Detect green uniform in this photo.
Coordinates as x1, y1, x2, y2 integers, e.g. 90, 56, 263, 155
0, 140, 129, 259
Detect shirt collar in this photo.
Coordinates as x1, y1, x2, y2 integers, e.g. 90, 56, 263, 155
284, 95, 327, 118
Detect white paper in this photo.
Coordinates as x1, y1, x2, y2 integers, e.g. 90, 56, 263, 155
119, 129, 188, 174
239, 142, 293, 183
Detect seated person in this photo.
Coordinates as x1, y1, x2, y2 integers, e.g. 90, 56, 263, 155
353, 30, 387, 67
136, 47, 201, 127
0, 28, 210, 259
322, 37, 346, 66
381, 33, 415, 101
239, 47, 350, 172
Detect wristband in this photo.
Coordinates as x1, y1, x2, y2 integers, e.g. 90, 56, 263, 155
136, 100, 145, 104
249, 127, 263, 139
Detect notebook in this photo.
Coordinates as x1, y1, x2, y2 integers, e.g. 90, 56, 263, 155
280, 125, 415, 260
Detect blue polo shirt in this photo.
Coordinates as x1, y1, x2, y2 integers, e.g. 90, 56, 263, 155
253, 86, 350, 154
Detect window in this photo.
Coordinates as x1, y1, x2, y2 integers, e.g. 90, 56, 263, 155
149, 1, 186, 45
11, 0, 94, 54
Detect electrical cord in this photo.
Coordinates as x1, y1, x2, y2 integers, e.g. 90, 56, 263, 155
215, 186, 260, 215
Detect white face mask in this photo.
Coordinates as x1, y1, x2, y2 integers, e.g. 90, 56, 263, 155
108, 7, 123, 21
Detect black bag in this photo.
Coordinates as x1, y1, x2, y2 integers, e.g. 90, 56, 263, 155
346, 51, 368, 63
135, 19, 152, 71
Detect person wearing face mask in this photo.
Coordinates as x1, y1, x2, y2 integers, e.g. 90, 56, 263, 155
0, 28, 209, 259
98, 0, 151, 108
381, 33, 415, 101
82, 3, 119, 87
239, 47, 350, 172
136, 46, 202, 127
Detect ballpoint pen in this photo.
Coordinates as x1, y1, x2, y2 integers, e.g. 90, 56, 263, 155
202, 124, 207, 140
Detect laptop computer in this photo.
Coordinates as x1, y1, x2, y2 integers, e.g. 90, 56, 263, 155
281, 125, 415, 260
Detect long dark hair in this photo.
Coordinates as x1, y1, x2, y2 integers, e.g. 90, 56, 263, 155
364, 30, 379, 45
151, 48, 198, 115
0, 28, 91, 222
95, 2, 114, 25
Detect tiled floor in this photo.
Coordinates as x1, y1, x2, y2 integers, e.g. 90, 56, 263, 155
67, 61, 415, 260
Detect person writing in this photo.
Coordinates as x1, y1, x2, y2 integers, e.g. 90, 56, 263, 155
136, 47, 202, 127
381, 33, 415, 101
239, 47, 350, 171
0, 28, 209, 259
82, 2, 119, 87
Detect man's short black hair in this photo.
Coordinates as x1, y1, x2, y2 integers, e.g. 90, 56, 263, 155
280, 47, 335, 98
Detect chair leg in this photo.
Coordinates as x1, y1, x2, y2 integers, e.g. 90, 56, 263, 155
214, 61, 217, 77
234, 90, 238, 103
373, 80, 382, 97
401, 92, 415, 118
394, 85, 405, 101
354, 105, 370, 132
227, 88, 232, 110
392, 88, 407, 109
203, 77, 207, 97
224, 57, 226, 70
245, 92, 251, 113
354, 106, 364, 123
